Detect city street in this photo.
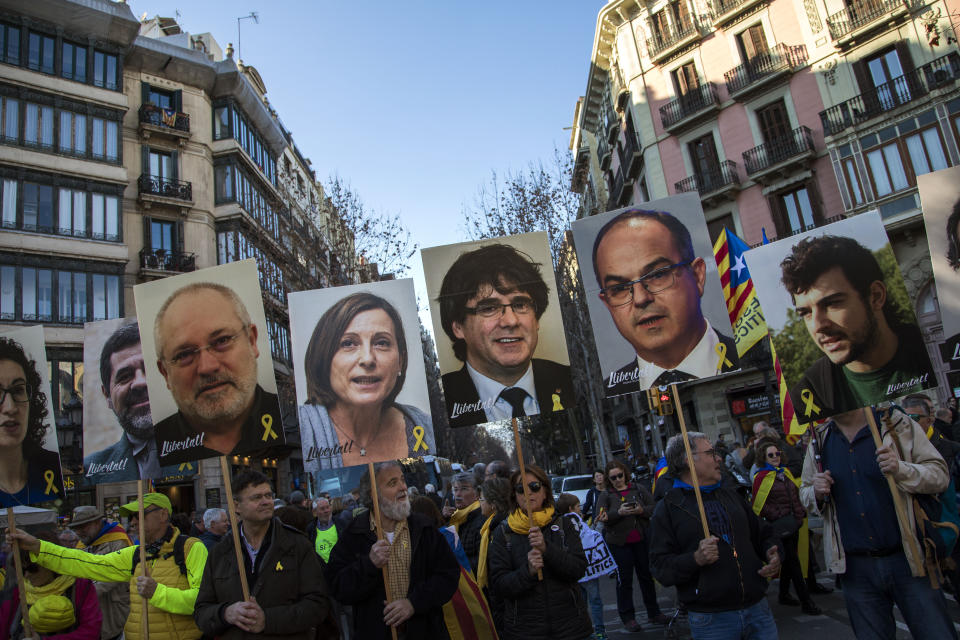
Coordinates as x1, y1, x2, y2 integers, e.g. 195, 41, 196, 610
594, 568, 960, 638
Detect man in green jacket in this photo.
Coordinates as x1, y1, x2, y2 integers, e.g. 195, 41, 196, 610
9, 492, 207, 640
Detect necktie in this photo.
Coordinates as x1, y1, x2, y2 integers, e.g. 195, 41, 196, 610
653, 370, 694, 387
499, 387, 528, 418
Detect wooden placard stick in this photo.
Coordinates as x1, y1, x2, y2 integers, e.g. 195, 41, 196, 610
367, 461, 398, 640
219, 456, 251, 600
137, 479, 150, 640
5, 507, 34, 639
863, 408, 924, 569
670, 384, 710, 538
512, 417, 543, 581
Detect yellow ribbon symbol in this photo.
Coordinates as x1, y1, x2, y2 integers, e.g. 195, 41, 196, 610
552, 393, 564, 412
43, 470, 59, 495
800, 389, 821, 418
412, 425, 429, 453
715, 343, 733, 373
275, 561, 284, 571
261, 414, 278, 442
178, 462, 193, 472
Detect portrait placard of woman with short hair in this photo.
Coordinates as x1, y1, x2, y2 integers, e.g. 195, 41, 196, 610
288, 278, 435, 471
0, 325, 64, 507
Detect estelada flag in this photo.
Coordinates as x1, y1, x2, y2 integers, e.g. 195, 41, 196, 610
771, 336, 808, 439
713, 228, 766, 357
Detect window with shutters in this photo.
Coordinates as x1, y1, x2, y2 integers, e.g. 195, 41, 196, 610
736, 24, 767, 61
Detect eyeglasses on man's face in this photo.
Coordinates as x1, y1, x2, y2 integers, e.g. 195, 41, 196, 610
600, 261, 693, 307
165, 327, 248, 368
693, 448, 721, 459
465, 297, 535, 319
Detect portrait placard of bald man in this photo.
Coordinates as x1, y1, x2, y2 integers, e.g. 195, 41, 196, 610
571, 194, 740, 397
133, 260, 284, 466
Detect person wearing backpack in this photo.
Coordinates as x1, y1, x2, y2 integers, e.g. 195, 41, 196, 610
799, 406, 957, 639
8, 492, 207, 640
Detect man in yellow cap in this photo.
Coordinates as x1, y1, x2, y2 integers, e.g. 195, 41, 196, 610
8, 492, 207, 640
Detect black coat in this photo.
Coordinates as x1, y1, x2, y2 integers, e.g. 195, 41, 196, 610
487, 513, 592, 640
458, 506, 485, 575
326, 510, 460, 640
596, 483, 654, 547
194, 518, 330, 640
649, 486, 777, 613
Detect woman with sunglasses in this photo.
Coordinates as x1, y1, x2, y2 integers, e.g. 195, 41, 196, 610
596, 461, 668, 630
487, 465, 592, 640
751, 439, 821, 615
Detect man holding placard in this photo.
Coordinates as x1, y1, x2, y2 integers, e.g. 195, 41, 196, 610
195, 471, 330, 639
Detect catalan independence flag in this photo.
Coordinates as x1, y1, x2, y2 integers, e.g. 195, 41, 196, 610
653, 456, 669, 492
713, 228, 766, 357
771, 336, 808, 439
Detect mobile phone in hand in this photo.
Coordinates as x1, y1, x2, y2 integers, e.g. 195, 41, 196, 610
622, 501, 638, 509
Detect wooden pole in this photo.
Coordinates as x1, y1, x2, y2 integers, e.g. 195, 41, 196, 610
367, 462, 398, 640
512, 418, 543, 580
219, 456, 250, 600
137, 480, 150, 640
5, 507, 34, 639
863, 408, 924, 569
670, 384, 710, 538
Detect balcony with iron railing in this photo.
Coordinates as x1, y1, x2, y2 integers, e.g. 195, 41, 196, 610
819, 52, 960, 137
598, 131, 613, 171
743, 126, 816, 183
826, 0, 922, 43
675, 160, 740, 207
713, 0, 767, 26
139, 248, 197, 276
138, 104, 190, 140
138, 174, 193, 202
607, 164, 635, 210
660, 82, 721, 133
647, 13, 709, 63
724, 44, 807, 99
622, 127, 643, 180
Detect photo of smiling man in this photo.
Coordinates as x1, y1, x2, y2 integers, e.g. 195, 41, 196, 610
748, 212, 936, 420
422, 232, 575, 428
133, 260, 284, 466
571, 193, 740, 397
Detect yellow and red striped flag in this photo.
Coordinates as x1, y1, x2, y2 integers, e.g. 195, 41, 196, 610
713, 228, 766, 357
770, 336, 808, 439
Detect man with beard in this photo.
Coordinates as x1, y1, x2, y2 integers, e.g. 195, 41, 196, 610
84, 322, 186, 481
781, 236, 935, 418
327, 460, 460, 639
152, 282, 282, 466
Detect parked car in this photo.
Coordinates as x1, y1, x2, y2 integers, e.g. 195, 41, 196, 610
557, 474, 594, 505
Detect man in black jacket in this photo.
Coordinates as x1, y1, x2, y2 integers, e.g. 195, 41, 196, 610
327, 460, 460, 639
650, 432, 781, 639
194, 471, 330, 640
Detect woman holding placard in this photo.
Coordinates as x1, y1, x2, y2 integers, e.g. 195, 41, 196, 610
0, 337, 61, 508
299, 292, 433, 469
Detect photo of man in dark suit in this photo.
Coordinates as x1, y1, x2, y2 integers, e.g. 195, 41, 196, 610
592, 209, 739, 395
436, 243, 575, 428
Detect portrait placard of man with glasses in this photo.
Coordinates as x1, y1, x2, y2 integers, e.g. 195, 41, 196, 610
423, 233, 575, 428
573, 196, 740, 397
133, 260, 284, 466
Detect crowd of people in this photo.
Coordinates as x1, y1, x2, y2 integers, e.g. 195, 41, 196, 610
2, 396, 960, 639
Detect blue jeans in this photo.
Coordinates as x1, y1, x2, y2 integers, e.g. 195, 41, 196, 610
580, 578, 604, 629
686, 599, 778, 640
841, 551, 958, 640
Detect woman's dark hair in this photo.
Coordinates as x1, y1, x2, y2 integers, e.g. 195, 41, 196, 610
508, 464, 553, 511
947, 198, 960, 271
755, 438, 782, 464
410, 495, 444, 528
304, 292, 408, 409
603, 460, 631, 492
0, 336, 50, 456
480, 477, 511, 516
556, 492, 580, 515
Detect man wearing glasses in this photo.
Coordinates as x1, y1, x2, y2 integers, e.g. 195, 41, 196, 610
437, 243, 574, 427
152, 282, 282, 466
592, 209, 738, 395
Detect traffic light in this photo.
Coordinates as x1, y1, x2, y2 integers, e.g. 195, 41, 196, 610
646, 387, 660, 413
657, 386, 674, 415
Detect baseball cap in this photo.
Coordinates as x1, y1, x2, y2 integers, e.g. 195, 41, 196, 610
118, 493, 172, 518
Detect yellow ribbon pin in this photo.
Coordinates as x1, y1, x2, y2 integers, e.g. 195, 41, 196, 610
275, 561, 283, 571
552, 393, 564, 412
412, 425, 429, 453
43, 470, 59, 495
261, 414, 278, 442
800, 389, 821, 418
179, 462, 193, 471
715, 343, 733, 373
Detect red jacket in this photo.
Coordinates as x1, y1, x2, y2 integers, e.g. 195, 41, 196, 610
0, 577, 102, 640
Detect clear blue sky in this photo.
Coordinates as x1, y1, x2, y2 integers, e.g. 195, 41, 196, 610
131, 1, 603, 308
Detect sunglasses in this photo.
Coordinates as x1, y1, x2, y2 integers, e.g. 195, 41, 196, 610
608, 472, 624, 480
515, 481, 543, 494
767, 451, 782, 458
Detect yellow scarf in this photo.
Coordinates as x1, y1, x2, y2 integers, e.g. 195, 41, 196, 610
24, 574, 75, 605
752, 469, 809, 578
448, 500, 480, 530
477, 513, 496, 589
507, 507, 555, 535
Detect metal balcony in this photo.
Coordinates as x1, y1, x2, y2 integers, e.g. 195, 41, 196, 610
598, 133, 613, 171
713, 0, 767, 26
622, 128, 643, 180
608, 165, 635, 210
139, 248, 197, 275
138, 104, 190, 133
724, 44, 807, 100
659, 82, 720, 133
647, 13, 710, 63
819, 52, 960, 137
675, 160, 740, 208
138, 174, 193, 202
826, 0, 921, 43
743, 126, 816, 183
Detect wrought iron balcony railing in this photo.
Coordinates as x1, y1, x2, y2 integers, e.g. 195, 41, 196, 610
826, 0, 920, 40
743, 126, 815, 175
139, 248, 197, 273
724, 44, 806, 96
660, 82, 720, 130
138, 104, 190, 133
648, 13, 708, 59
138, 174, 193, 202
675, 160, 740, 194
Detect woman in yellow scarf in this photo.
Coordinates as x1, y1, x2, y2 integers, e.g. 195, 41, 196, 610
477, 477, 511, 635
486, 465, 593, 640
